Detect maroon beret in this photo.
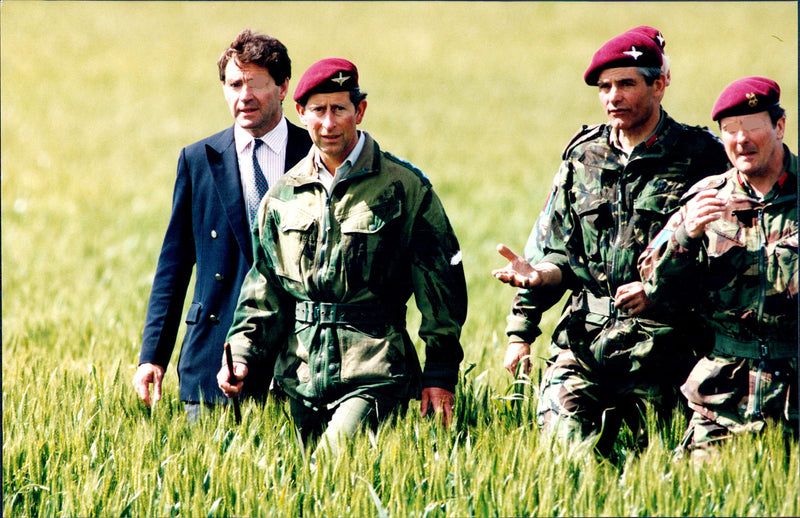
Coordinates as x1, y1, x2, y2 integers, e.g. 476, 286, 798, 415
293, 58, 359, 103
626, 26, 666, 52
584, 31, 664, 85
711, 76, 781, 121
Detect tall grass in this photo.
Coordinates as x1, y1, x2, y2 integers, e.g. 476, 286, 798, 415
3, 2, 798, 516
4, 360, 798, 516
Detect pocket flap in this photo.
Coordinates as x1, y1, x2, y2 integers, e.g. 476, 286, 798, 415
708, 218, 743, 244
185, 302, 202, 324
340, 202, 402, 234
278, 206, 315, 233
572, 188, 609, 216
633, 192, 677, 214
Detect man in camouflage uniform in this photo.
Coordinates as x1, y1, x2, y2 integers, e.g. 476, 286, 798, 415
639, 76, 798, 462
217, 58, 467, 459
493, 28, 729, 454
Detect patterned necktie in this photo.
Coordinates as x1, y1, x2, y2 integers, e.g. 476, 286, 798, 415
248, 139, 269, 229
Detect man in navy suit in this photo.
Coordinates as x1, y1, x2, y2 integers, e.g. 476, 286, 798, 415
133, 29, 312, 421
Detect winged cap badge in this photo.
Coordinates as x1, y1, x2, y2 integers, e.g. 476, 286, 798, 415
331, 72, 350, 86
623, 46, 643, 60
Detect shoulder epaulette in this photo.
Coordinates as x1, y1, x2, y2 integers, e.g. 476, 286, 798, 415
693, 124, 723, 140
384, 152, 431, 186
679, 175, 727, 204
562, 124, 604, 160
676, 123, 724, 144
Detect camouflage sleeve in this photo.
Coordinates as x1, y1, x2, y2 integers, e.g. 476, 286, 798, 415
505, 284, 566, 344
409, 186, 467, 392
526, 160, 573, 275
504, 159, 573, 343
638, 205, 707, 310
225, 229, 294, 366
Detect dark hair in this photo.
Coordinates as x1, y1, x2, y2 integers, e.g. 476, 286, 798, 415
217, 29, 291, 85
768, 104, 786, 126
637, 67, 665, 86
349, 89, 368, 107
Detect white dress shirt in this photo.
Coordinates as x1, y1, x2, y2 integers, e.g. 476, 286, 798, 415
234, 117, 288, 223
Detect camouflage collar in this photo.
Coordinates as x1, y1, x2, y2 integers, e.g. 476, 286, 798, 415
284, 132, 382, 189
628, 108, 683, 158
735, 145, 797, 203
608, 107, 666, 155
342, 132, 382, 183
581, 109, 677, 170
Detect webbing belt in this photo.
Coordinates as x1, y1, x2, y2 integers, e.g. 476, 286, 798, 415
571, 290, 629, 319
713, 333, 797, 360
295, 301, 393, 325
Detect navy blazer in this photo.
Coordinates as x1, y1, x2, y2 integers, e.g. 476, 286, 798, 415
139, 120, 312, 403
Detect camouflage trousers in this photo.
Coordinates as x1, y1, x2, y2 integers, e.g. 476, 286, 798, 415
536, 349, 686, 454
678, 354, 798, 454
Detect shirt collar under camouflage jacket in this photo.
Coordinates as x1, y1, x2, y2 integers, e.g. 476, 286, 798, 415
226, 132, 467, 404
639, 145, 798, 343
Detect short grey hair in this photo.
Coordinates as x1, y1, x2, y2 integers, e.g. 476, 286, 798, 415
637, 67, 665, 86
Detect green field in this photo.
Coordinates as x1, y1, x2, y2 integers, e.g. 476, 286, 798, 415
2, 2, 798, 516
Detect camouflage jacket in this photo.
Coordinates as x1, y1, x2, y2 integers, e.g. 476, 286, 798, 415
639, 146, 798, 346
506, 110, 728, 365
227, 132, 467, 406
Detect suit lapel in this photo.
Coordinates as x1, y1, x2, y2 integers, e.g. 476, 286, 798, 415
205, 121, 309, 266
206, 127, 254, 264
286, 120, 312, 171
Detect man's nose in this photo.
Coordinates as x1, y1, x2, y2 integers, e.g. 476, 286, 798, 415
322, 111, 336, 128
735, 129, 751, 144
238, 84, 255, 101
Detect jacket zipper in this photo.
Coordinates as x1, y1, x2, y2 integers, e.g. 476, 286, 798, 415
753, 207, 767, 419
315, 193, 332, 289
609, 177, 624, 296
311, 184, 332, 398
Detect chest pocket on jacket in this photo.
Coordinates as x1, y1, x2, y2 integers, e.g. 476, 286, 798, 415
571, 186, 611, 260
769, 229, 798, 296
273, 205, 316, 283
703, 217, 749, 292
339, 200, 403, 285
706, 217, 746, 257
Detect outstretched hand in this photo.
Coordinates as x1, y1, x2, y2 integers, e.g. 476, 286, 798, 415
492, 244, 562, 288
